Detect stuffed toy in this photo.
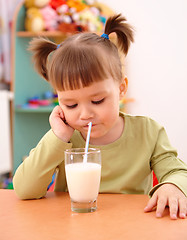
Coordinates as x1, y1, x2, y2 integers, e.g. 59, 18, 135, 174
25, 8, 44, 32
79, 8, 103, 32
24, 0, 50, 9
66, 0, 87, 12
24, 0, 50, 32
24, 0, 113, 33
49, 0, 66, 10
40, 5, 59, 31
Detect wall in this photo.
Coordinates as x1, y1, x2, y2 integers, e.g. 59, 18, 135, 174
102, 0, 187, 163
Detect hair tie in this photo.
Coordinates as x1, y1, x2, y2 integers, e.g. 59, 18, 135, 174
57, 44, 61, 49
101, 33, 109, 40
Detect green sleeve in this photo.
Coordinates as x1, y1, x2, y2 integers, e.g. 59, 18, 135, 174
13, 130, 72, 199
149, 125, 187, 197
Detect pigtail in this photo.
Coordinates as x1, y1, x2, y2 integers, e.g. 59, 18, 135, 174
28, 37, 57, 81
104, 14, 134, 55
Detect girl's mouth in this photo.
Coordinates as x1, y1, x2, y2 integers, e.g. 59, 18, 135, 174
83, 123, 96, 129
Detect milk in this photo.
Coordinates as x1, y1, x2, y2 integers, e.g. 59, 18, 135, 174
65, 162, 101, 202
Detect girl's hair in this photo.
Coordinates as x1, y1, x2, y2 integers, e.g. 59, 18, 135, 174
28, 14, 134, 90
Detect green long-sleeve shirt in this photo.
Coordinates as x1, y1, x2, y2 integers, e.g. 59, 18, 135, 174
13, 112, 187, 199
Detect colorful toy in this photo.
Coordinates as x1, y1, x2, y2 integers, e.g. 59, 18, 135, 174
1, 177, 13, 189
66, 0, 87, 12
24, 0, 50, 32
79, 7, 103, 32
25, 8, 44, 32
25, 0, 50, 9
52, 93, 59, 105
24, 1, 114, 35
58, 22, 88, 33
44, 91, 54, 99
40, 5, 59, 30
18, 91, 59, 109
49, 0, 66, 10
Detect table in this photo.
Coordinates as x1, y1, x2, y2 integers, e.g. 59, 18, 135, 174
0, 190, 186, 240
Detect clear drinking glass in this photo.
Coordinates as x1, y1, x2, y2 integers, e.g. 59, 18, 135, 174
64, 148, 101, 213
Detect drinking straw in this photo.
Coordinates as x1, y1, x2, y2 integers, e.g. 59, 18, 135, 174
83, 122, 92, 163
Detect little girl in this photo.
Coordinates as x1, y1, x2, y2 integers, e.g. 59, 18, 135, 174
13, 14, 187, 220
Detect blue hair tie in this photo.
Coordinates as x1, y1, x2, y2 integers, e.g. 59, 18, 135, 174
57, 44, 61, 49
101, 33, 109, 40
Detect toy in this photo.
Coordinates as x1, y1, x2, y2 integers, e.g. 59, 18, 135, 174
57, 4, 72, 24
79, 7, 103, 32
52, 93, 59, 105
49, 0, 66, 10
25, 0, 50, 9
40, 5, 59, 30
24, 0, 113, 34
24, 0, 50, 32
58, 22, 88, 33
25, 8, 44, 32
56, 1, 109, 33
66, 0, 87, 12
2, 177, 13, 189
18, 91, 59, 109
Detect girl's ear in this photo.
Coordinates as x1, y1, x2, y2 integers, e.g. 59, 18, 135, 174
119, 76, 128, 97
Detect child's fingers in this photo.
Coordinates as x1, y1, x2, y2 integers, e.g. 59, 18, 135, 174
155, 197, 167, 218
50, 106, 64, 123
56, 106, 65, 119
50, 106, 59, 118
168, 197, 178, 219
178, 198, 187, 219
53, 105, 64, 117
145, 184, 187, 219
144, 195, 158, 212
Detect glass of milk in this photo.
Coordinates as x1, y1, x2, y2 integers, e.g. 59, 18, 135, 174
64, 148, 101, 213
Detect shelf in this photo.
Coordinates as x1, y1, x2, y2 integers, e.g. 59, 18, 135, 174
15, 106, 54, 113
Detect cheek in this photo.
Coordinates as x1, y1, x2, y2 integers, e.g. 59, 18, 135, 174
63, 111, 75, 125
100, 101, 119, 124
59, 104, 76, 125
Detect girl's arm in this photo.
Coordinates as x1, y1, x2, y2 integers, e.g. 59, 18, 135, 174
147, 124, 187, 219
13, 106, 74, 199
13, 130, 72, 199
149, 125, 187, 197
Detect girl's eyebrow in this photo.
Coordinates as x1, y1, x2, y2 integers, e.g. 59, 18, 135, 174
90, 90, 108, 97
60, 91, 108, 102
59, 98, 75, 102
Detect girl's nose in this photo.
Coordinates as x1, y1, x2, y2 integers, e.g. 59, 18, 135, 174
80, 106, 94, 120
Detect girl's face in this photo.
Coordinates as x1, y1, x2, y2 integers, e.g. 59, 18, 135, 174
57, 78, 124, 145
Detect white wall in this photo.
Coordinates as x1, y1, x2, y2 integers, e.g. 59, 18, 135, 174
102, 0, 187, 163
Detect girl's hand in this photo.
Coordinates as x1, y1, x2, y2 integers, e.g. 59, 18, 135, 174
144, 183, 187, 219
49, 105, 74, 142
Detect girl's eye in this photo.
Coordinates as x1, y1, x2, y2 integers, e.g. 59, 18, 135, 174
66, 104, 78, 109
92, 98, 105, 105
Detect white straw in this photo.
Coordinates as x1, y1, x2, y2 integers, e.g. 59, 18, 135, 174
83, 122, 92, 163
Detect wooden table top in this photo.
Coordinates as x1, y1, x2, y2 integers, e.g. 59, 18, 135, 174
0, 189, 186, 240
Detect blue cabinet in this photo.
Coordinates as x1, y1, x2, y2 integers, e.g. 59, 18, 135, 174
12, 3, 65, 173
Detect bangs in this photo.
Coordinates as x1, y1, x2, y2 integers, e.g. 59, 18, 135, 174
49, 45, 112, 91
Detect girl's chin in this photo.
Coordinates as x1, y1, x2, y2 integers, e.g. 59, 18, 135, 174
80, 130, 105, 141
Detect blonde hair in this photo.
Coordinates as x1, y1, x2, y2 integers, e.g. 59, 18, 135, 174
28, 14, 134, 91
